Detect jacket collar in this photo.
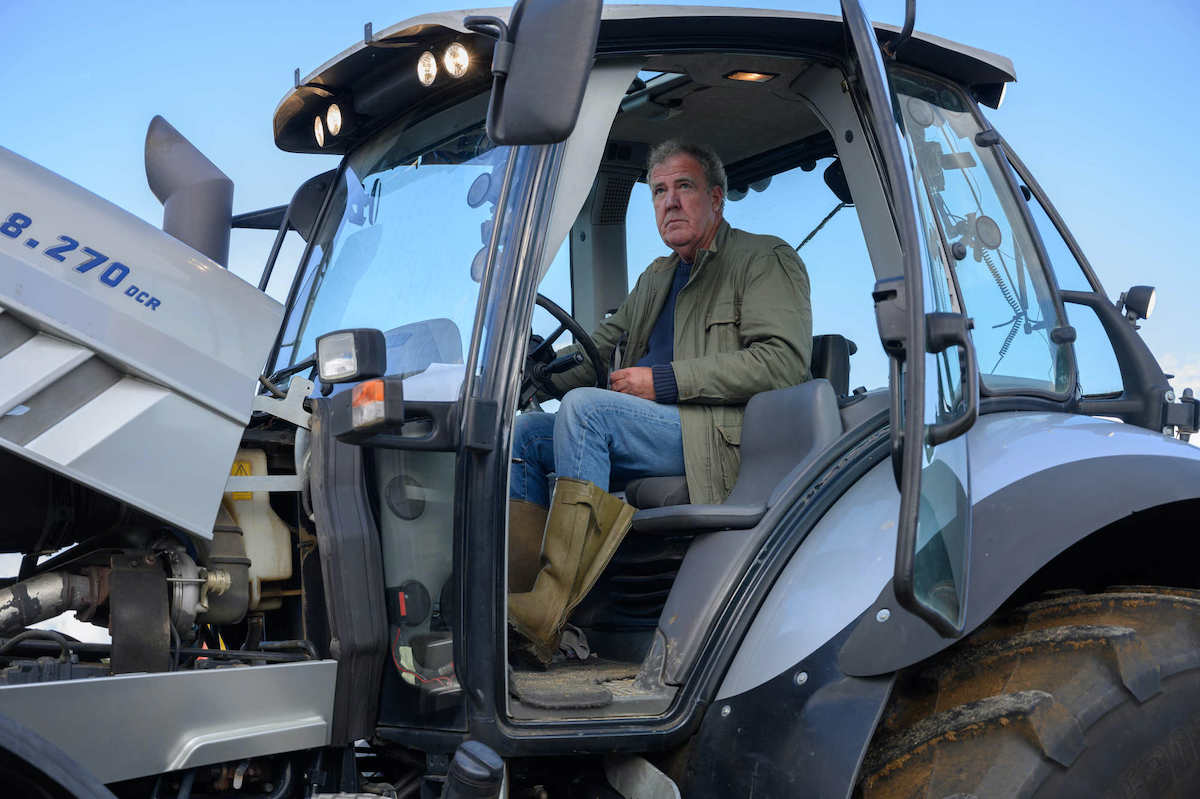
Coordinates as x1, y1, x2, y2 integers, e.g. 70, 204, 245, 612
652, 219, 732, 273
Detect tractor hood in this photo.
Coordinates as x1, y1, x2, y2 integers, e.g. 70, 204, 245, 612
0, 147, 283, 539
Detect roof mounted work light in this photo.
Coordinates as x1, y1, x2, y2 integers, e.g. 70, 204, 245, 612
417, 51, 438, 86
444, 43, 470, 78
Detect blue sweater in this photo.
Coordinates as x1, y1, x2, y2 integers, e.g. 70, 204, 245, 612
635, 259, 690, 403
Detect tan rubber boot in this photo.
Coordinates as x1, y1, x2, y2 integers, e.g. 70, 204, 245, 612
508, 499, 548, 594
508, 477, 635, 664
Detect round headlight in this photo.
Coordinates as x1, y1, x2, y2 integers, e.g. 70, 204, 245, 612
326, 103, 343, 137
417, 51, 438, 86
444, 43, 470, 79
314, 115, 325, 148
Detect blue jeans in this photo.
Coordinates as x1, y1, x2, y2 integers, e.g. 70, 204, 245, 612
510, 387, 686, 507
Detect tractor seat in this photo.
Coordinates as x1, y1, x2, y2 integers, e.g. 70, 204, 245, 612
625, 377, 843, 532
624, 334, 853, 514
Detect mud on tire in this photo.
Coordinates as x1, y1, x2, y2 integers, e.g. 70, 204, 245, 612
857, 587, 1200, 798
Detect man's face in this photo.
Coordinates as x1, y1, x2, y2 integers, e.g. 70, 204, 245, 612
650, 152, 724, 262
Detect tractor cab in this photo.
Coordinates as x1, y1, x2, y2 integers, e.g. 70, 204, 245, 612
269, 1, 1074, 729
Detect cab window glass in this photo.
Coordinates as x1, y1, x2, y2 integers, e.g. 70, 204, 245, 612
625, 160, 887, 392
1007, 172, 1120, 394
229, 227, 307, 301
1064, 304, 1123, 396
1016, 179, 1095, 293
894, 71, 1071, 396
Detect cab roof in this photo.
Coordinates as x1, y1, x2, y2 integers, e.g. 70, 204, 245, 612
274, 5, 1016, 155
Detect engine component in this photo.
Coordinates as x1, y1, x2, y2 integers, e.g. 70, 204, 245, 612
0, 657, 109, 686
0, 568, 107, 636
161, 545, 236, 636
109, 553, 170, 674
203, 508, 251, 625
160, 513, 251, 634
224, 449, 294, 610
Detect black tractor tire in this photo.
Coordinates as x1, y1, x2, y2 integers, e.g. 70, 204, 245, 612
0, 713, 117, 799
857, 587, 1200, 798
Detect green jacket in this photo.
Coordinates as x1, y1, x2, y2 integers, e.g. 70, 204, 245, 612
554, 220, 812, 504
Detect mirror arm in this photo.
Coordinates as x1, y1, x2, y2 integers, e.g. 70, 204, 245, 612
464, 16, 513, 77
882, 0, 916, 59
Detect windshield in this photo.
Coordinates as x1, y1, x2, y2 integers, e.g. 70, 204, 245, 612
892, 71, 1072, 396
274, 118, 513, 398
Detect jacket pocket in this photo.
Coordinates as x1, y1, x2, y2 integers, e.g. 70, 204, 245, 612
715, 422, 743, 497
705, 299, 740, 329
705, 299, 741, 352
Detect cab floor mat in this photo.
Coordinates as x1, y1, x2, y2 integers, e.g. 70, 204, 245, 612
509, 659, 641, 710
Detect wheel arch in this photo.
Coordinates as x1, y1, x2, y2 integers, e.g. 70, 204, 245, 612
841, 415, 1200, 676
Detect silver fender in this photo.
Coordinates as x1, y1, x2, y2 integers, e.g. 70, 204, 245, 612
719, 411, 1200, 698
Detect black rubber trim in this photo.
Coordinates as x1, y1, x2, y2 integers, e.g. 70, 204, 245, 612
681, 623, 895, 798
309, 399, 389, 743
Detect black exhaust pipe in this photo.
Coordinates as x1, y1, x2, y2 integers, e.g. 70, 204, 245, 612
144, 115, 233, 267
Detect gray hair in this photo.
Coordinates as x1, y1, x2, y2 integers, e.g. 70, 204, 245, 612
646, 140, 727, 203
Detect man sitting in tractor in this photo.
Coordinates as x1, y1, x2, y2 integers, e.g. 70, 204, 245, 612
508, 140, 812, 663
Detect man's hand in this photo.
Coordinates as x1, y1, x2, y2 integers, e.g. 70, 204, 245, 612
610, 367, 656, 400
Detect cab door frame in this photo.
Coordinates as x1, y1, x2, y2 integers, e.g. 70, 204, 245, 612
840, 0, 980, 638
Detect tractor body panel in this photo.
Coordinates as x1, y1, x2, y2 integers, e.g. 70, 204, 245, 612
723, 411, 1200, 697
0, 148, 282, 539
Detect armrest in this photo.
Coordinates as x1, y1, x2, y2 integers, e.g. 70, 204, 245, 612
631, 502, 766, 534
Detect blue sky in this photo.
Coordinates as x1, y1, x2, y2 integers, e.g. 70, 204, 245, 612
3, 0, 1199, 384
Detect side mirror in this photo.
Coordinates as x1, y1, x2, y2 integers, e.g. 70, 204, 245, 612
466, 0, 602, 144
1118, 285, 1156, 325
316, 328, 387, 394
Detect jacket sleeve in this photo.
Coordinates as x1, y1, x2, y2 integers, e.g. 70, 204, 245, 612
671, 245, 812, 404
545, 273, 640, 393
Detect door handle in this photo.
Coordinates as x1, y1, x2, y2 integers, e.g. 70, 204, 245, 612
924, 312, 979, 446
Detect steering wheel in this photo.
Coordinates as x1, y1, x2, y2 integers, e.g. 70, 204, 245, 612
521, 294, 608, 406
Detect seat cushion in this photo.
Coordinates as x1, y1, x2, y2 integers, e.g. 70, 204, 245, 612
625, 475, 690, 509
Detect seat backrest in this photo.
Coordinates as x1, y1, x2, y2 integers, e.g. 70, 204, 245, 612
725, 378, 844, 507
810, 334, 857, 397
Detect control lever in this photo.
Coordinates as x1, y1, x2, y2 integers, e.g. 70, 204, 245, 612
523, 352, 584, 408
543, 351, 584, 375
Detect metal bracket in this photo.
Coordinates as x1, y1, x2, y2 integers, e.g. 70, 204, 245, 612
253, 375, 313, 430
872, 276, 908, 360
1163, 387, 1200, 440
224, 473, 303, 493
110, 554, 170, 675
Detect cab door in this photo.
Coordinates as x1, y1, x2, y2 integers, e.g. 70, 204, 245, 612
842, 0, 979, 637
